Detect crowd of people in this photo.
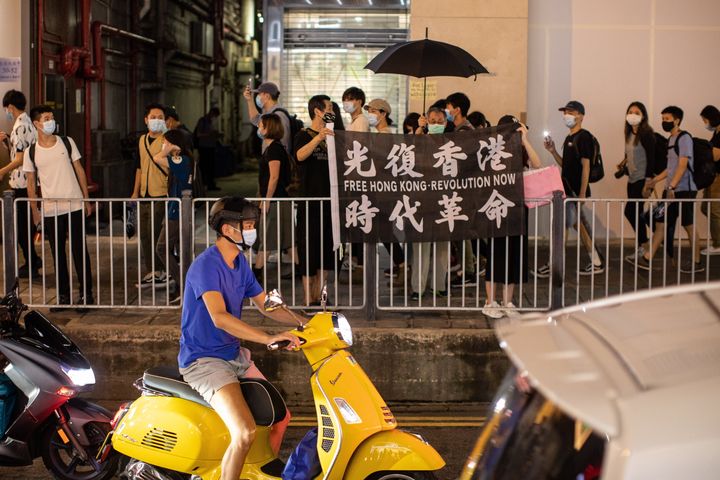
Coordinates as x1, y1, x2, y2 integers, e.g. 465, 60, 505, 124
3, 82, 720, 317
239, 81, 720, 317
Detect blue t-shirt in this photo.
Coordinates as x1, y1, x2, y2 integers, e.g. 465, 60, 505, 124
167, 154, 191, 220
178, 246, 263, 368
667, 132, 695, 192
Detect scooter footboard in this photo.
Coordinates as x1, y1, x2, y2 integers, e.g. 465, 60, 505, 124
344, 429, 445, 477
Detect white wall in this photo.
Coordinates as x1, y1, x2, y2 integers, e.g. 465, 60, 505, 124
0, 0, 23, 134
528, 0, 720, 236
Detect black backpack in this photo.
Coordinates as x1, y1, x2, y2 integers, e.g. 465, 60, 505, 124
573, 130, 604, 183
653, 132, 668, 175
674, 131, 715, 190
273, 108, 305, 195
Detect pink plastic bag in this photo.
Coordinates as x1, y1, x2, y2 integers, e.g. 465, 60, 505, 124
523, 165, 565, 208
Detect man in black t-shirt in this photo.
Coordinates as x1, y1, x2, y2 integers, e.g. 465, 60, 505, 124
293, 95, 335, 306
540, 101, 605, 276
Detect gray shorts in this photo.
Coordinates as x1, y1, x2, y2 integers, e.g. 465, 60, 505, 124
178, 348, 252, 404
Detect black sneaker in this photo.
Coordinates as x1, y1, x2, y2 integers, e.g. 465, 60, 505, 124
451, 272, 477, 288
18, 262, 41, 277
431, 289, 448, 298
531, 264, 551, 278
75, 295, 95, 313
632, 256, 651, 271
50, 295, 71, 313
410, 291, 422, 301
579, 262, 605, 275
680, 260, 705, 274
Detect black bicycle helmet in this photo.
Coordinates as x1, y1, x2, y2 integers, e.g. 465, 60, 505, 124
208, 196, 259, 234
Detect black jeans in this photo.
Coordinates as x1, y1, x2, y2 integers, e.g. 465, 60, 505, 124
44, 210, 93, 301
198, 147, 216, 188
625, 180, 649, 245
14, 188, 41, 267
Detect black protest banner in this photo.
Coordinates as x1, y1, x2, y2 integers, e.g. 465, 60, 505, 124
327, 123, 525, 246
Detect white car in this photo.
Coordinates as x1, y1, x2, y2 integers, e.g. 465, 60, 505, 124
459, 283, 720, 480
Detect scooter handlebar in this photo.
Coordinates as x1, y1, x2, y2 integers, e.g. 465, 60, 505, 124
267, 338, 305, 351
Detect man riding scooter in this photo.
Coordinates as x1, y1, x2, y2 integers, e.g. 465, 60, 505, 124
178, 196, 303, 480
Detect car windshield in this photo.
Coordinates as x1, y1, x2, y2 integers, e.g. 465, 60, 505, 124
465, 367, 606, 480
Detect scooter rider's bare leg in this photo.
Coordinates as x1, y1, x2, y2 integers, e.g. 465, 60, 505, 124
244, 362, 290, 455
210, 382, 257, 480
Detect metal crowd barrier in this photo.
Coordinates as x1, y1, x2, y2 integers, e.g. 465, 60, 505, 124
192, 197, 366, 310
8, 195, 185, 309
4, 189, 720, 319
562, 197, 720, 307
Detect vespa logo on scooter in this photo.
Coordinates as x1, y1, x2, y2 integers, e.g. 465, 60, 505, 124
329, 372, 343, 386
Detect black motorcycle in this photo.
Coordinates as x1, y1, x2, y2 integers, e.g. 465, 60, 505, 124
0, 282, 117, 479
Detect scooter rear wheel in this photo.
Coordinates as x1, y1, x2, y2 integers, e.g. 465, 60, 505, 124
41, 421, 117, 480
367, 472, 438, 480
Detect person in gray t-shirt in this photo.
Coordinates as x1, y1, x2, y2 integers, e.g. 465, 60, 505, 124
617, 101, 656, 262
638, 105, 703, 274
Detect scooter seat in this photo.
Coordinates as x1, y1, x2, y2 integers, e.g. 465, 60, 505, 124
143, 366, 287, 426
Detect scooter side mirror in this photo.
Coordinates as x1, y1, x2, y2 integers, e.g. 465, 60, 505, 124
264, 289, 285, 312
320, 285, 328, 312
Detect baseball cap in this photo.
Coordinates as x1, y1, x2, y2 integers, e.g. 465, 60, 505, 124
252, 82, 280, 97
364, 98, 392, 115
558, 101, 585, 115
164, 106, 179, 121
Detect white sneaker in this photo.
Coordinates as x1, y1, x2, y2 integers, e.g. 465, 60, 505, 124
701, 246, 720, 255
624, 246, 646, 264
136, 271, 168, 288
503, 302, 520, 318
482, 301, 504, 319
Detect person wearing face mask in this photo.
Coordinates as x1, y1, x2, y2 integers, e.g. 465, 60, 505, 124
616, 101, 656, 264
409, 107, 450, 301
638, 106, 703, 273
152, 129, 194, 304
364, 98, 394, 133
243, 82, 292, 153
132, 103, 170, 288
178, 196, 303, 479
193, 106, 221, 191
253, 113, 293, 282
541, 100, 605, 276
24, 105, 93, 312
699, 105, 720, 255
0, 89, 42, 277
294, 95, 337, 306
482, 116, 542, 319
445, 92, 483, 287
364, 99, 407, 280
342, 86, 369, 133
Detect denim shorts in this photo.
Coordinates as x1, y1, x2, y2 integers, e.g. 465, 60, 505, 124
179, 348, 252, 404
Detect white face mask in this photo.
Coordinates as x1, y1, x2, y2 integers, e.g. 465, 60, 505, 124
706, 123, 716, 132
368, 113, 379, 127
148, 118, 166, 133
229, 225, 257, 249
255, 95, 265, 109
626, 113, 642, 126
342, 101, 356, 114
563, 113, 577, 129
42, 120, 56, 135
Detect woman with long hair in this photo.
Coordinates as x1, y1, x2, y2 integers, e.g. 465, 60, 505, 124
616, 101, 656, 263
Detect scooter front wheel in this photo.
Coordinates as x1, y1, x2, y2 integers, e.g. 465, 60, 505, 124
367, 472, 438, 480
41, 421, 118, 480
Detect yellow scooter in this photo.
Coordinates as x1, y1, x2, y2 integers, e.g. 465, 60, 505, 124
107, 290, 444, 480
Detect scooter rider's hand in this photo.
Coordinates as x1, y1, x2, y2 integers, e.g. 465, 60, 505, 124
267, 332, 301, 351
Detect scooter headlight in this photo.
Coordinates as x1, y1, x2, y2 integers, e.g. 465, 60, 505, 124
332, 313, 353, 346
61, 365, 96, 386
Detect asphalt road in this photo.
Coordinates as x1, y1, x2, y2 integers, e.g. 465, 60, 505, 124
0, 407, 484, 480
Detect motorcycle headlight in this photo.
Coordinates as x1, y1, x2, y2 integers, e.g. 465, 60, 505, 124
332, 313, 353, 346
61, 365, 96, 386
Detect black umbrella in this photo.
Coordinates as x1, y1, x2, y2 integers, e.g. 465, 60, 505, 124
365, 28, 489, 112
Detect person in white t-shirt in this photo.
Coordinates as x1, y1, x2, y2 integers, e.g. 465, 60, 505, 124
342, 86, 369, 133
24, 105, 94, 311
0, 89, 42, 276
